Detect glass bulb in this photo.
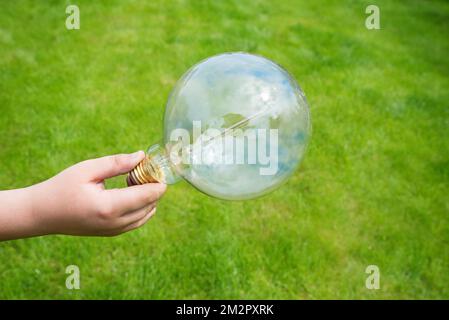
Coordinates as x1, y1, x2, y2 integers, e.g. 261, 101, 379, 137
127, 52, 310, 200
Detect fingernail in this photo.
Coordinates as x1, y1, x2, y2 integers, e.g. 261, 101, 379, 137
130, 150, 144, 160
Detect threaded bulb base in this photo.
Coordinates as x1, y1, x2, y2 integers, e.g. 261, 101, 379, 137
126, 143, 180, 186
127, 155, 161, 186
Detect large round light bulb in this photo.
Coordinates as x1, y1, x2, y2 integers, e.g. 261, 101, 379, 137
127, 52, 310, 200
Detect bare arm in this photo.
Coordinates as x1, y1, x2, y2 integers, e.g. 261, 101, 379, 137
0, 151, 166, 241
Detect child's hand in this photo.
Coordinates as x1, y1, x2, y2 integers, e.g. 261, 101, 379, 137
0, 151, 166, 240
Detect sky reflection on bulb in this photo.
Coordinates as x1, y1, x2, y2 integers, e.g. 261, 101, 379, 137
163, 52, 310, 200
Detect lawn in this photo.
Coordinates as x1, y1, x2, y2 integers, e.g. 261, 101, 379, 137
0, 0, 448, 299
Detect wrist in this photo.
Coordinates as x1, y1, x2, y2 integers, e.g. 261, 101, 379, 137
27, 182, 53, 237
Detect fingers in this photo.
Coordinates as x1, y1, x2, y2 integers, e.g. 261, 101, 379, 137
120, 202, 157, 225
106, 183, 166, 215
120, 207, 157, 233
81, 151, 145, 181
103, 206, 157, 237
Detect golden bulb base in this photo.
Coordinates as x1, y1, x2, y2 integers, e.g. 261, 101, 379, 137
127, 156, 160, 186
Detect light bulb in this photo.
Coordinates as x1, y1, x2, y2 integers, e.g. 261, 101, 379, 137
127, 52, 310, 200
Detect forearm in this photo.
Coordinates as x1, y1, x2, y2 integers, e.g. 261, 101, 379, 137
0, 186, 43, 241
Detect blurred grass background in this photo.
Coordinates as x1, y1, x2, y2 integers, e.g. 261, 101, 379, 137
0, 0, 448, 299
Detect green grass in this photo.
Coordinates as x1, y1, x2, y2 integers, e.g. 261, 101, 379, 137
1, 0, 448, 299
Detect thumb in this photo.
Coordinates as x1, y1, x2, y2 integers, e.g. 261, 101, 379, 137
82, 151, 145, 181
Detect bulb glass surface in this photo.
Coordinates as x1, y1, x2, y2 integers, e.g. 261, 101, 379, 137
161, 52, 310, 200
